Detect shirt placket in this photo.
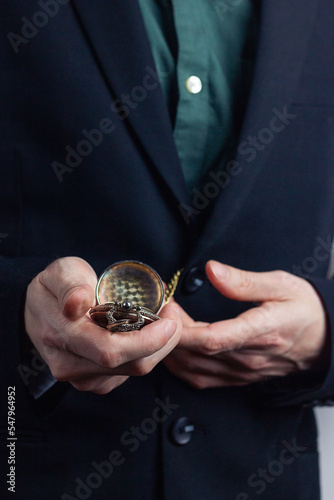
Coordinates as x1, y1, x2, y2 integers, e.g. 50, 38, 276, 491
171, 0, 210, 190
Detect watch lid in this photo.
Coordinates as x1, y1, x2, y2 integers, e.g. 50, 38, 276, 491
96, 260, 164, 314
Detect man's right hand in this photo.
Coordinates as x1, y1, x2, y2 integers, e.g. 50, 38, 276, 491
24, 257, 182, 394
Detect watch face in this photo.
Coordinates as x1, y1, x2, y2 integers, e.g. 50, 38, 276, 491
96, 260, 164, 314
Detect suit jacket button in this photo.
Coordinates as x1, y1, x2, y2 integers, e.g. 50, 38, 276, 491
169, 417, 195, 445
182, 267, 206, 294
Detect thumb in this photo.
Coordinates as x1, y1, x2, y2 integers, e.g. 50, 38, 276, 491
39, 257, 97, 320
206, 260, 285, 303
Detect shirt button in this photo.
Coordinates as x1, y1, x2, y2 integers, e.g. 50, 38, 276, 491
185, 76, 202, 94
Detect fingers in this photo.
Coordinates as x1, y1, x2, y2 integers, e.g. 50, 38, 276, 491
184, 262, 325, 360
206, 260, 295, 303
59, 302, 180, 368
176, 299, 289, 355
40, 345, 117, 381
43, 344, 129, 392
116, 303, 182, 376
221, 349, 295, 375
164, 349, 264, 388
25, 258, 183, 395
164, 347, 296, 390
39, 301, 181, 386
38, 257, 97, 320
175, 317, 249, 353
163, 262, 328, 390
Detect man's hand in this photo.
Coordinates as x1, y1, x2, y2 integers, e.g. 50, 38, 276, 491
164, 260, 328, 389
24, 257, 181, 394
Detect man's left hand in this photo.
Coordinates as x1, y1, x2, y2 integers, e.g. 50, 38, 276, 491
164, 260, 328, 389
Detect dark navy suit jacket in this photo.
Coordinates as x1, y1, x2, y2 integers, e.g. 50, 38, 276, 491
1, 1, 334, 498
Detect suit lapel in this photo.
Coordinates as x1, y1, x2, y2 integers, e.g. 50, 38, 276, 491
189, 0, 320, 262
71, 0, 320, 258
71, 0, 189, 205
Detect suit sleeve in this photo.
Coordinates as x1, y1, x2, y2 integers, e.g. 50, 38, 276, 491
0, 256, 53, 389
1, 254, 105, 407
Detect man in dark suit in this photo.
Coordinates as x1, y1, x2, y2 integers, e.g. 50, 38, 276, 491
1, 1, 334, 499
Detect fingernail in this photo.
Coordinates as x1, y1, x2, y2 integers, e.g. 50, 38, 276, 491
210, 260, 227, 280
164, 320, 177, 340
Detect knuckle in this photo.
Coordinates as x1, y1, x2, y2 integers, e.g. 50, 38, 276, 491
238, 269, 254, 292
131, 358, 155, 377
201, 330, 223, 355
245, 305, 274, 334
48, 363, 68, 382
275, 269, 295, 285
51, 371, 69, 383
99, 348, 122, 370
244, 308, 266, 331
51, 332, 67, 351
40, 344, 58, 360
275, 269, 290, 281
40, 317, 68, 348
41, 330, 66, 355
70, 376, 113, 393
243, 355, 268, 372
70, 380, 94, 392
40, 263, 57, 286
51, 257, 68, 273
263, 332, 284, 350
191, 376, 209, 390
40, 327, 53, 346
92, 385, 114, 395
39, 267, 49, 284
238, 317, 256, 340
236, 373, 261, 385
26, 278, 36, 298
275, 270, 302, 294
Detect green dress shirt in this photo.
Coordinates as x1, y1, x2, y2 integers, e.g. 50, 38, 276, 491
138, 0, 259, 191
